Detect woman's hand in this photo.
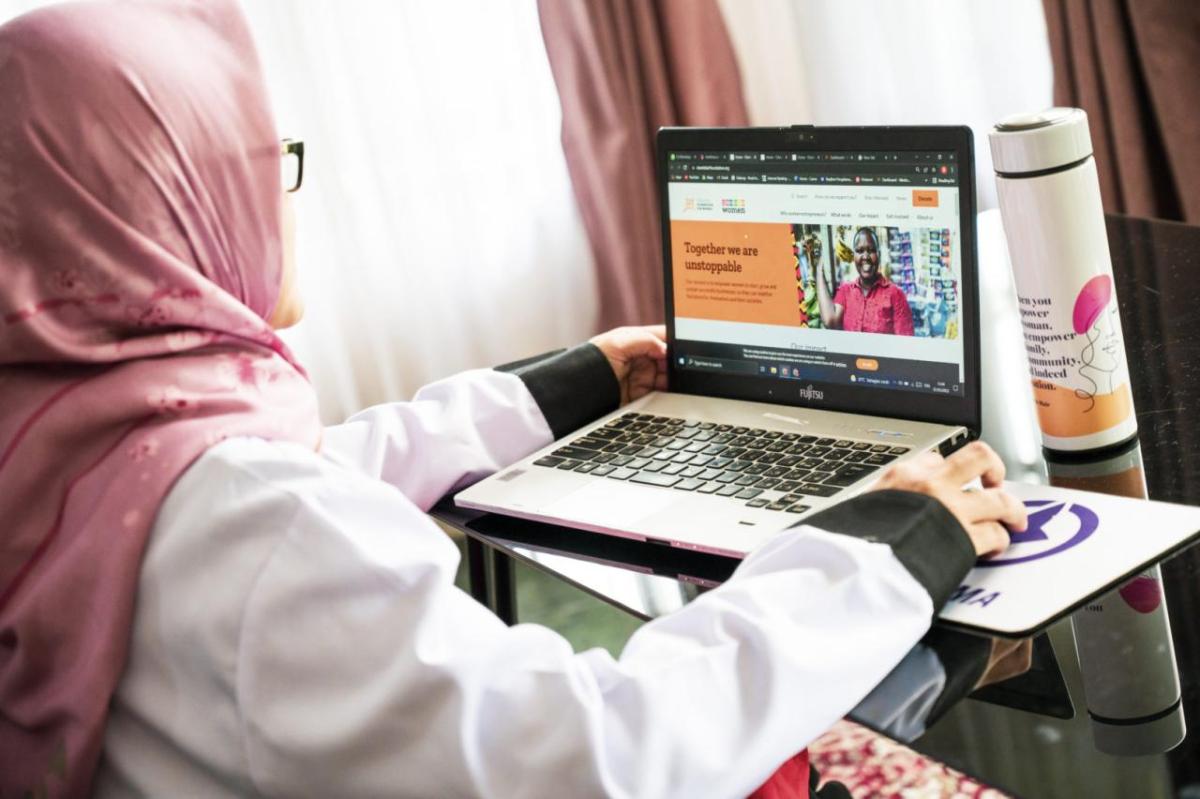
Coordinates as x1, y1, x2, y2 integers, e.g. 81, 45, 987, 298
590, 325, 668, 405
975, 637, 1034, 689
870, 441, 1028, 557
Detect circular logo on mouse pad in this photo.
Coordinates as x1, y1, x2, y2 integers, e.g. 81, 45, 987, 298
975, 499, 1099, 567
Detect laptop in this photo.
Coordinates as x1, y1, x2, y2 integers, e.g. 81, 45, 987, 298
457, 125, 980, 558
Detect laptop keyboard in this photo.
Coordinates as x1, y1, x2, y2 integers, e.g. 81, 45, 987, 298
532, 413, 910, 513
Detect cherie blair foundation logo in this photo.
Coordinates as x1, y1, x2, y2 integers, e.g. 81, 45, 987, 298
976, 499, 1099, 567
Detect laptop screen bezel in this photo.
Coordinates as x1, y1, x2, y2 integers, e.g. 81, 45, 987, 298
657, 125, 981, 435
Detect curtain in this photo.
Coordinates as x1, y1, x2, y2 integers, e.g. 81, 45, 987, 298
717, 0, 1054, 211
1043, 0, 1200, 223
2, 0, 601, 425
538, 0, 749, 330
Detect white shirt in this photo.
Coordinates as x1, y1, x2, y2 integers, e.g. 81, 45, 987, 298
96, 369, 938, 798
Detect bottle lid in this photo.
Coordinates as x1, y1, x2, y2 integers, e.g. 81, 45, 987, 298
989, 107, 1093, 176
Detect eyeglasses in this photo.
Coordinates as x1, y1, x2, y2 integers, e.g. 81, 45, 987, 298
281, 138, 305, 193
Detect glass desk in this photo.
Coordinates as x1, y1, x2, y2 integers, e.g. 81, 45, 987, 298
433, 213, 1200, 798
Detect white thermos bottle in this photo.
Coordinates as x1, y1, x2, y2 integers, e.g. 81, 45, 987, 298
989, 108, 1137, 453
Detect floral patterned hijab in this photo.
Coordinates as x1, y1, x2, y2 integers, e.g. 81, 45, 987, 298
0, 2, 321, 794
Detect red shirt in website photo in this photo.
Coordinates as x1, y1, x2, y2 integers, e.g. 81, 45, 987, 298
833, 275, 915, 336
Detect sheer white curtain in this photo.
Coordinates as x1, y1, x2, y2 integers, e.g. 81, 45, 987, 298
718, 0, 1055, 210
2, 0, 599, 424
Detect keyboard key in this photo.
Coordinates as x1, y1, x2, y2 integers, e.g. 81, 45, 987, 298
631, 472, 681, 488
765, 466, 789, 478
785, 504, 812, 514
710, 457, 732, 468
767, 440, 790, 453
815, 438, 836, 446
870, 444, 891, 453
794, 482, 840, 497
864, 453, 896, 466
716, 484, 742, 497
758, 452, 783, 464
682, 465, 706, 477
698, 468, 723, 480
674, 478, 706, 491
889, 446, 911, 455
715, 471, 741, 483
574, 463, 597, 473
672, 452, 696, 464
592, 453, 616, 464
725, 460, 749, 472
844, 451, 870, 463
653, 450, 675, 461
691, 455, 713, 467
642, 461, 666, 473
685, 442, 708, 453
591, 465, 616, 476
702, 444, 727, 456
735, 475, 761, 487
766, 500, 791, 511
736, 488, 764, 500
744, 463, 768, 475
833, 440, 853, 448
852, 442, 872, 451
610, 455, 633, 466
697, 481, 722, 494
556, 460, 581, 470
776, 480, 800, 493
627, 457, 650, 469
822, 464, 876, 487
534, 456, 564, 468
746, 498, 769, 508
553, 446, 594, 461
757, 477, 781, 490
606, 467, 636, 480
661, 463, 687, 475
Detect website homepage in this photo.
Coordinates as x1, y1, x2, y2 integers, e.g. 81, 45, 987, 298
668, 149, 965, 398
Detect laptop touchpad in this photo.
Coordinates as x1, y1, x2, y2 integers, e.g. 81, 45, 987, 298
543, 482, 680, 528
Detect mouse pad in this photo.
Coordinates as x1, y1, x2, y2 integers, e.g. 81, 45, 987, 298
935, 481, 1200, 637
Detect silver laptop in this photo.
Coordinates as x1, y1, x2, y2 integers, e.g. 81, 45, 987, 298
457, 125, 980, 557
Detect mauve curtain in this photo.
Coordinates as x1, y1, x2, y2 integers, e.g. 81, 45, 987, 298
538, 0, 749, 330
1043, 0, 1200, 223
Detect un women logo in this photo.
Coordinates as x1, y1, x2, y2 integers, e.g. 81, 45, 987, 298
975, 499, 1099, 567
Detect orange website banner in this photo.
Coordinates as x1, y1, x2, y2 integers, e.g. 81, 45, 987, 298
671, 220, 798, 327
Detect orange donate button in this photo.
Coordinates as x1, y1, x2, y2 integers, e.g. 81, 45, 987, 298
912, 190, 939, 207
855, 358, 879, 371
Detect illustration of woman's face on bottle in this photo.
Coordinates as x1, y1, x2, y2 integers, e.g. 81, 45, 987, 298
854, 229, 879, 282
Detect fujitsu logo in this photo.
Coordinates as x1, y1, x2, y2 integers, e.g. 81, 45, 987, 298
798, 384, 824, 401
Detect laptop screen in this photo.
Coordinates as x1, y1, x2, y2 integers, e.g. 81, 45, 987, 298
659, 127, 978, 430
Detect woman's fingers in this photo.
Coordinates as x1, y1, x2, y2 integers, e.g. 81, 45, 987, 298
961, 487, 1028, 531
939, 441, 1006, 488
968, 520, 1011, 557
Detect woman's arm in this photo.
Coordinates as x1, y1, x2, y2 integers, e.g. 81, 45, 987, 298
816, 266, 844, 329
232, 471, 973, 799
319, 344, 621, 510
893, 288, 915, 336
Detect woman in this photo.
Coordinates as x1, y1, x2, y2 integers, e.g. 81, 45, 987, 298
0, 3, 1024, 797
816, 228, 915, 336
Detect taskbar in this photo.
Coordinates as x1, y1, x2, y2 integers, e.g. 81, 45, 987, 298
673, 339, 964, 397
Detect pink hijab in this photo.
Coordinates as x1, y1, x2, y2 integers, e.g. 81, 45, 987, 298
0, 2, 322, 794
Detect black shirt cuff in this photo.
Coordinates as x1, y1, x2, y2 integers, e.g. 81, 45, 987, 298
798, 490, 976, 612
920, 628, 992, 725
495, 343, 619, 440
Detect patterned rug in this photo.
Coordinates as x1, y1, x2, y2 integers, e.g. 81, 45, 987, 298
808, 720, 1011, 798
